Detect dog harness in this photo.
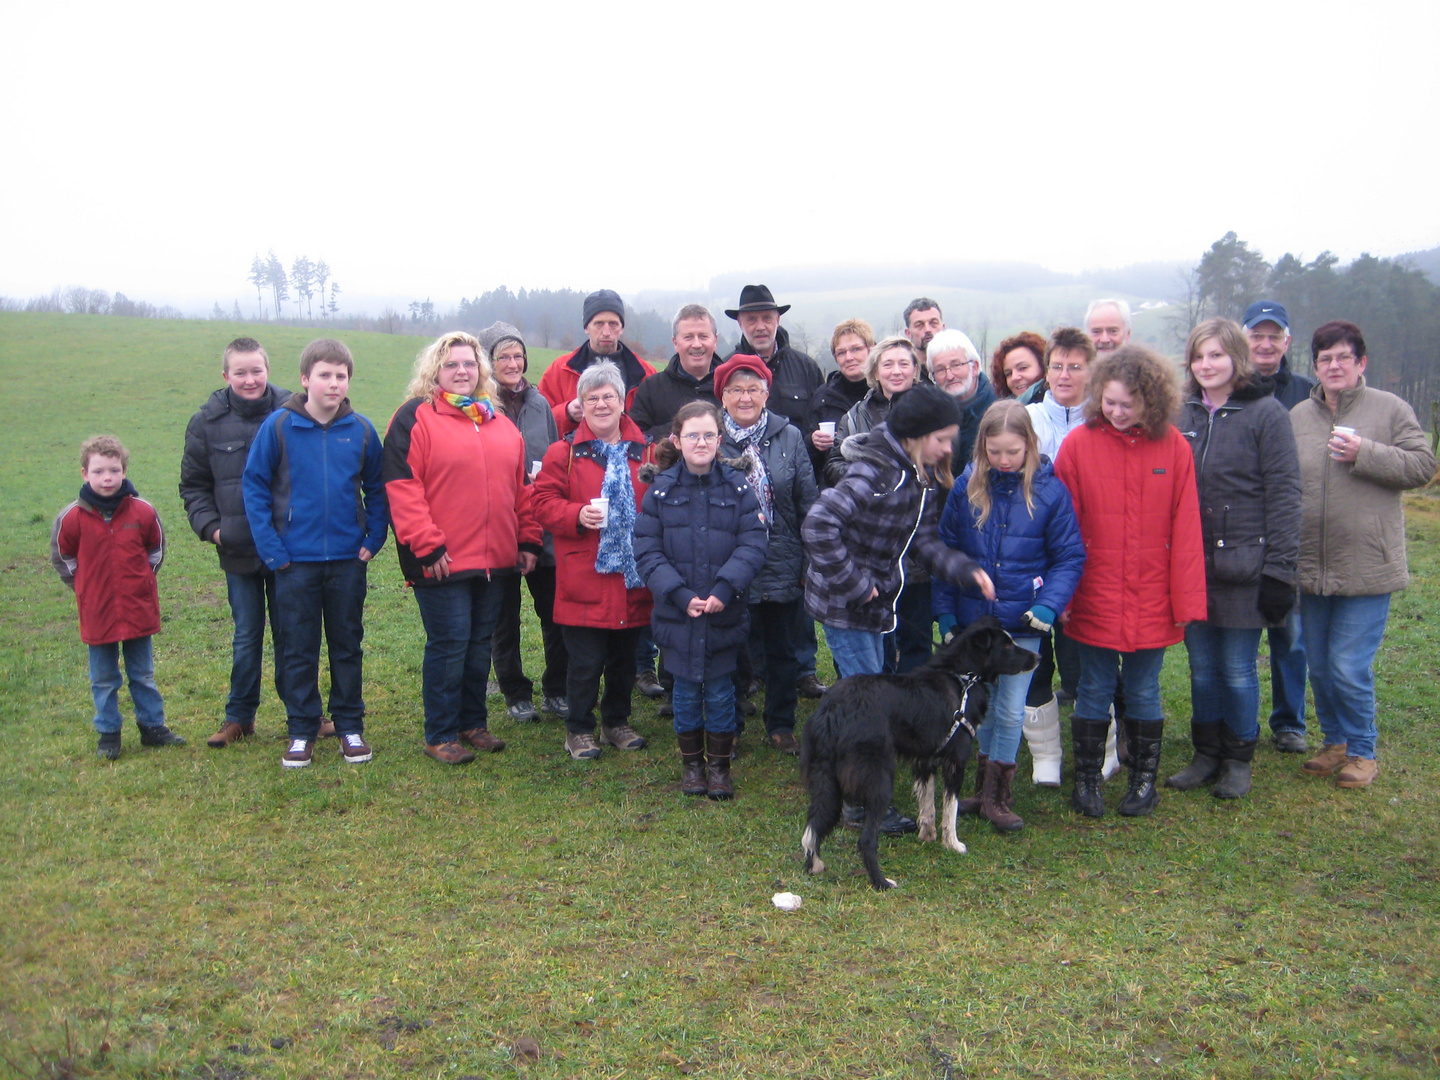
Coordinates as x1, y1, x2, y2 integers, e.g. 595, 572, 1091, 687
938, 671, 983, 751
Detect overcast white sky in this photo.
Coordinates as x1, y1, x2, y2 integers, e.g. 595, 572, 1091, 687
3, 0, 1437, 310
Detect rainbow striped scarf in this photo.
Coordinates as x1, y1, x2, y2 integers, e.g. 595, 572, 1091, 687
440, 391, 496, 424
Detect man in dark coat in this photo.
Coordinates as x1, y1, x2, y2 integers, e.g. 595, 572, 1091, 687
725, 284, 824, 434
630, 304, 722, 442
1242, 299, 1315, 753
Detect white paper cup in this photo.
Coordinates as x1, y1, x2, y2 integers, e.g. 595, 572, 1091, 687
1330, 426, 1356, 459
818, 421, 837, 436
531, 460, 543, 478
589, 497, 610, 526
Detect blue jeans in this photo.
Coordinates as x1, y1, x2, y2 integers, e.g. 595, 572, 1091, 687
1074, 643, 1166, 721
225, 570, 285, 724
671, 674, 737, 735
1300, 592, 1390, 760
413, 575, 505, 745
1184, 623, 1263, 741
88, 636, 166, 734
275, 559, 368, 739
977, 634, 1040, 764
824, 625, 887, 679
1267, 608, 1308, 736
635, 625, 658, 675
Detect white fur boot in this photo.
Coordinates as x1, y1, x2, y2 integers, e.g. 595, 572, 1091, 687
1022, 697, 1063, 787
1101, 708, 1121, 780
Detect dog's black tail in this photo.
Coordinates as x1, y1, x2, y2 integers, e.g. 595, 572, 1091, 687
797, 726, 812, 788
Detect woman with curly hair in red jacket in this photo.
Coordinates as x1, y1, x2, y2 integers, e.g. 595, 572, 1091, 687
1054, 346, 1206, 819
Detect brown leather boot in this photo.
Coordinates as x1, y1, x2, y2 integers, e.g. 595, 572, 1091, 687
206, 721, 252, 748
705, 731, 735, 800
981, 760, 1025, 833
678, 730, 706, 796
957, 753, 988, 814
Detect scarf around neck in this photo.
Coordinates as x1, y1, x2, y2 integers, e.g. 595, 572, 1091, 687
79, 478, 138, 516
440, 390, 496, 425
593, 438, 642, 588
722, 411, 772, 530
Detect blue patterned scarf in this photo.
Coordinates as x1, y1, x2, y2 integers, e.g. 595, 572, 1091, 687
593, 439, 642, 588
723, 411, 773, 532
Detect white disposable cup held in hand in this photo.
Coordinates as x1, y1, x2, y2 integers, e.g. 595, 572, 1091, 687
818, 421, 836, 436
531, 460, 543, 478
590, 497, 610, 526
1330, 426, 1356, 459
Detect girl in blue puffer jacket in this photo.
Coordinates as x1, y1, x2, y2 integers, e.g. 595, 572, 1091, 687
934, 400, 1086, 834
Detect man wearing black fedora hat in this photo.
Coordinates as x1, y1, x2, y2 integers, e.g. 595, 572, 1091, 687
725, 285, 824, 436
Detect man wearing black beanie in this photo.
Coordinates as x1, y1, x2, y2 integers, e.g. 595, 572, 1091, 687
537, 289, 656, 436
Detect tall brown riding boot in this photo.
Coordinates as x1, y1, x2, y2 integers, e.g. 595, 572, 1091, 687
705, 731, 735, 800
980, 760, 1025, 833
677, 730, 706, 796
957, 752, 988, 814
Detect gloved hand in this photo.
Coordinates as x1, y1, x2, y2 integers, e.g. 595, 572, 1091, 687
1257, 575, 1295, 625
1022, 605, 1057, 633
937, 614, 957, 644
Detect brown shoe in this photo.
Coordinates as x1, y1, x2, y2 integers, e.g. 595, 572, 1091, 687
957, 753, 988, 815
1302, 743, 1349, 776
599, 723, 647, 750
980, 760, 1025, 833
424, 741, 476, 764
767, 730, 799, 755
705, 731, 735, 800
207, 721, 251, 748
318, 717, 336, 738
1336, 756, 1378, 788
678, 730, 707, 795
460, 727, 506, 753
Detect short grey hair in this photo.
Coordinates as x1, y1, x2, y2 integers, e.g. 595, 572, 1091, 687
926, 328, 981, 368
671, 303, 717, 338
1085, 298, 1132, 330
866, 335, 919, 387
576, 359, 626, 403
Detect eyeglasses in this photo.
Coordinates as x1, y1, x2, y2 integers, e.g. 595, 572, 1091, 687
679, 432, 719, 444
583, 392, 621, 406
1048, 363, 1086, 375
1315, 352, 1357, 368
441, 360, 480, 371
931, 359, 976, 378
723, 386, 767, 399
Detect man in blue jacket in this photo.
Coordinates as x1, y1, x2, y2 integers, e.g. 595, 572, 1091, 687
243, 338, 388, 769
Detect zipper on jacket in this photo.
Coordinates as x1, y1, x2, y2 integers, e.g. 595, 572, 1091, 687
893, 471, 924, 634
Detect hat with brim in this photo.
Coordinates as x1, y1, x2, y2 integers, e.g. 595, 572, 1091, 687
724, 284, 791, 320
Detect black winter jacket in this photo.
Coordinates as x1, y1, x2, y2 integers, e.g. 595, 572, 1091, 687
950, 376, 998, 475
718, 410, 817, 604
630, 355, 721, 442
634, 463, 768, 682
1268, 357, 1318, 410
730, 326, 824, 434
1177, 378, 1302, 628
807, 370, 869, 479
823, 387, 892, 488
179, 384, 292, 574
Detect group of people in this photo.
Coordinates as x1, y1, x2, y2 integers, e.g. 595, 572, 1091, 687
53, 284, 1433, 826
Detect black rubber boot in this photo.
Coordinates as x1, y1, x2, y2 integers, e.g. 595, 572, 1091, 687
1212, 728, 1258, 800
1165, 721, 1223, 790
705, 731, 735, 800
1117, 718, 1165, 817
1070, 715, 1108, 818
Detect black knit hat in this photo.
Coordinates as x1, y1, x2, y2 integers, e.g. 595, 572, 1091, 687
582, 289, 625, 329
887, 384, 962, 440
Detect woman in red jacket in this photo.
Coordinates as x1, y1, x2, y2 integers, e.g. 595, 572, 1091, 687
533, 360, 656, 761
383, 331, 542, 765
1054, 346, 1206, 818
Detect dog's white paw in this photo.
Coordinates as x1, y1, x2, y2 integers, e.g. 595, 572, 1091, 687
917, 823, 937, 842
943, 838, 968, 854
884, 877, 898, 888
807, 857, 825, 875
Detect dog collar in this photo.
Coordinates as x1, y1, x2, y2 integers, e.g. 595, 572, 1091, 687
939, 671, 983, 751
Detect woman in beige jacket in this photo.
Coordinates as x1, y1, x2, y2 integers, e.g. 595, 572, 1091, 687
1290, 320, 1436, 789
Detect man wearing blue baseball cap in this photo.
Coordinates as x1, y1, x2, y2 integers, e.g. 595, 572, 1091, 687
1242, 299, 1315, 754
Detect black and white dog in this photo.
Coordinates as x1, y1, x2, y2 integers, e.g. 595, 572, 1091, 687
799, 616, 1039, 890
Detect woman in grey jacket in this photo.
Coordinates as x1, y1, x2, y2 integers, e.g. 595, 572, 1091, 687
1289, 320, 1436, 789
1168, 319, 1301, 799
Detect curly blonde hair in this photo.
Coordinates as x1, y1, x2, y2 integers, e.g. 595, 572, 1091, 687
403, 331, 496, 403
1083, 345, 1180, 440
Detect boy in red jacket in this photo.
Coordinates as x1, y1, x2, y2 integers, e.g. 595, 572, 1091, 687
51, 435, 183, 759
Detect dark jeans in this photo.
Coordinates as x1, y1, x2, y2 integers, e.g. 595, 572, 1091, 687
885, 581, 933, 674
413, 574, 506, 745
635, 625, 658, 675
1266, 608, 1308, 736
1053, 621, 1081, 699
1027, 631, 1058, 707
749, 599, 802, 734
274, 558, 368, 739
560, 625, 641, 735
491, 565, 568, 703
752, 611, 820, 683
224, 569, 285, 723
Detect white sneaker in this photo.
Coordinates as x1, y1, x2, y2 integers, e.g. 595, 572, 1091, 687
1023, 698, 1063, 787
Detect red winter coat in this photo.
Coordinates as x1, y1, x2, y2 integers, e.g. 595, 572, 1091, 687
1054, 421, 1206, 652
536, 343, 656, 437
51, 494, 165, 645
531, 416, 654, 630
382, 394, 543, 587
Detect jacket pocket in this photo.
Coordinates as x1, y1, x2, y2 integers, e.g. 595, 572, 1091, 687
1209, 539, 1265, 585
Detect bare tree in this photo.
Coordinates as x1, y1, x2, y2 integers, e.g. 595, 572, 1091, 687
1166, 266, 1206, 348
248, 254, 267, 319
291, 256, 314, 319
328, 281, 340, 317
265, 251, 288, 320
313, 260, 330, 319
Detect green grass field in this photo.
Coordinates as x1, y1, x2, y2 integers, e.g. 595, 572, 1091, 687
1, 312, 1437, 1079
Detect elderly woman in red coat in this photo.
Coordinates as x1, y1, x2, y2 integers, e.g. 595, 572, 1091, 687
1054, 346, 1206, 819
533, 360, 656, 762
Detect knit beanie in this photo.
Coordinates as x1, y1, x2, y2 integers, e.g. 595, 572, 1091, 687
478, 321, 527, 372
583, 289, 625, 329
887, 383, 962, 439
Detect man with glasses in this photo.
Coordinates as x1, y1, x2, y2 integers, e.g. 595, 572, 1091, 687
1243, 300, 1316, 753
925, 328, 995, 466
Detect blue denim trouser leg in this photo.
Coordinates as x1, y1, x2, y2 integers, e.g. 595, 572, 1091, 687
1266, 608, 1308, 736
750, 599, 801, 734
413, 575, 505, 746
635, 625, 658, 675
225, 569, 284, 723
1184, 623, 1263, 741
671, 674, 738, 735
89, 636, 166, 733
275, 559, 368, 740
1074, 643, 1166, 721
978, 634, 1040, 763
824, 625, 887, 679
1300, 592, 1390, 760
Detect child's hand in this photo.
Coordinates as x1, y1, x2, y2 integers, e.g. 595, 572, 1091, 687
211, 529, 222, 544
701, 595, 725, 614
686, 596, 708, 617
972, 568, 996, 601
358, 547, 374, 563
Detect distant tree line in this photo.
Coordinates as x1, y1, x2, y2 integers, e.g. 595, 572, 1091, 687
0, 287, 183, 319
244, 251, 339, 321
1173, 232, 1440, 410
